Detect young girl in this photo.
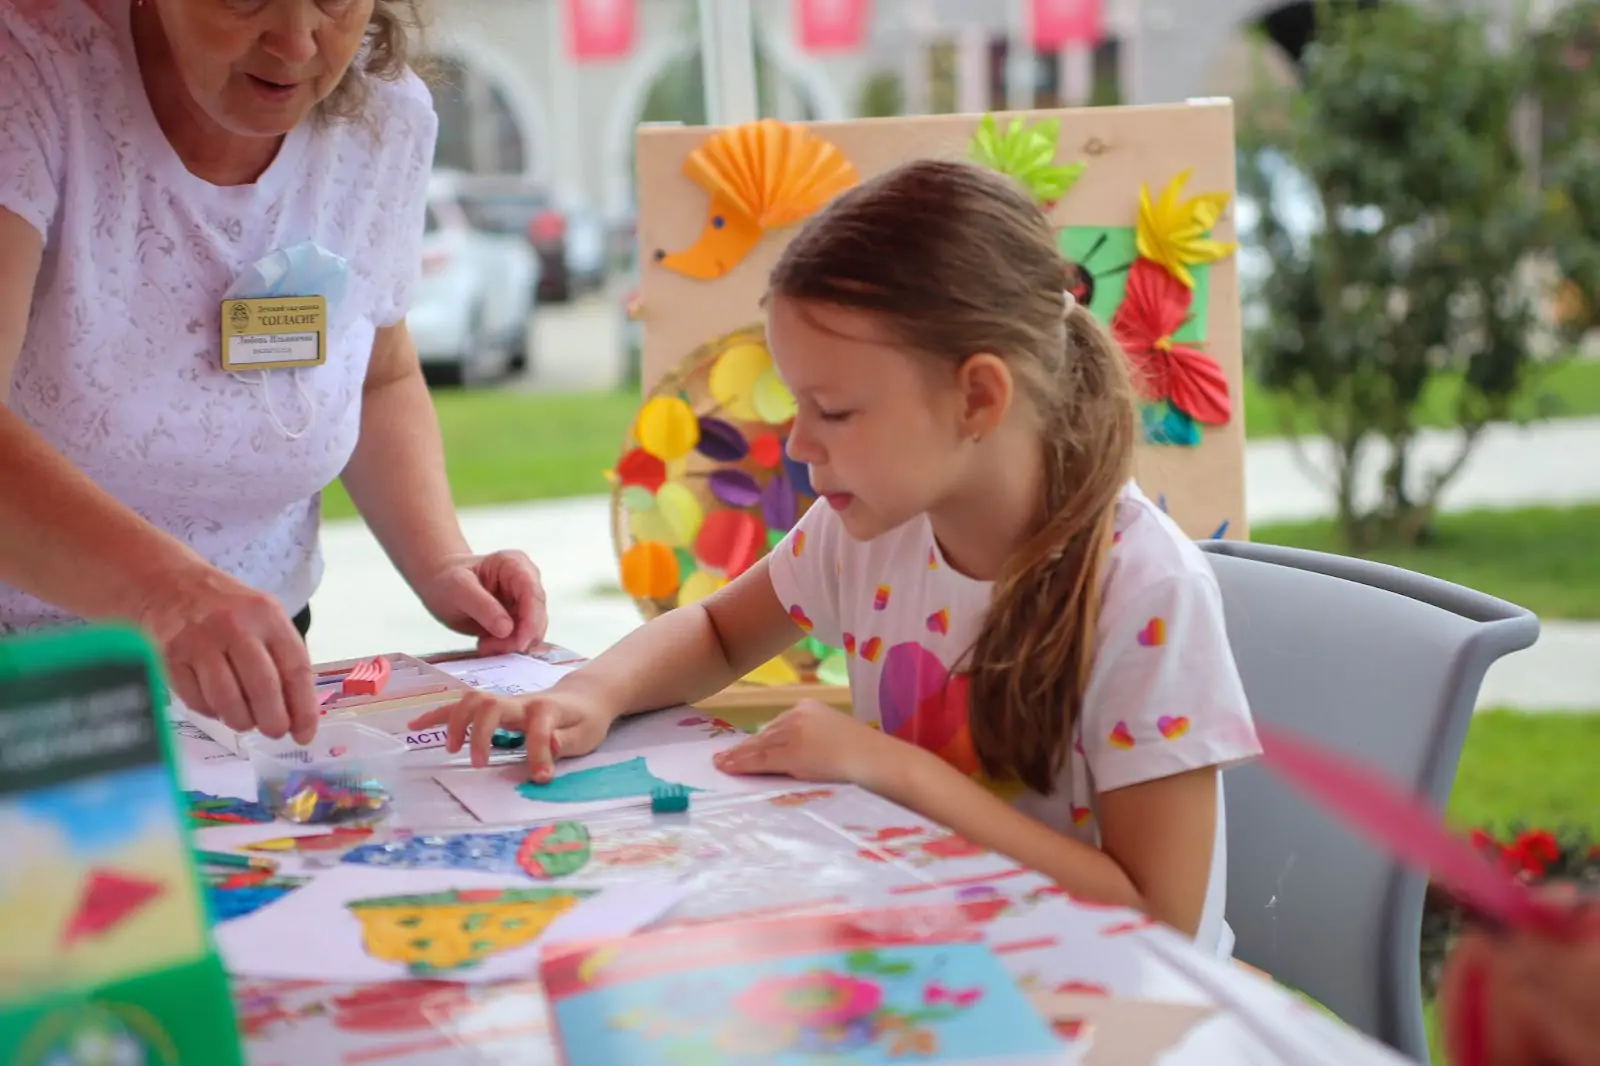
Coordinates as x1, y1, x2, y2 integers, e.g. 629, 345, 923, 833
413, 159, 1262, 953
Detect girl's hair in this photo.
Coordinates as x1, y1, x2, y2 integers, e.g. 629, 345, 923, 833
320, 0, 434, 123
768, 158, 1138, 795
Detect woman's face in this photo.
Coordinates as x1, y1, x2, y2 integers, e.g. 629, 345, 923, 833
153, 0, 375, 136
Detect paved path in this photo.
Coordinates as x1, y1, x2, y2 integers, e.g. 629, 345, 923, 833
310, 417, 1600, 712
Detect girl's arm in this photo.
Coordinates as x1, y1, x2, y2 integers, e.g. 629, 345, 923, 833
559, 557, 807, 720
870, 739, 1218, 935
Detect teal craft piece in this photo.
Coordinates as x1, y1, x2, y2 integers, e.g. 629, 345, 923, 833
517, 756, 700, 804
1141, 401, 1202, 446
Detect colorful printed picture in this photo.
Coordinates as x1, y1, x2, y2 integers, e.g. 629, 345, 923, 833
342, 822, 595, 880
543, 903, 1069, 1066
212, 866, 681, 984
0, 764, 211, 1002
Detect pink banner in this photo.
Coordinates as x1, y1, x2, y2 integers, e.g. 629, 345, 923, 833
565, 0, 635, 62
1033, 0, 1104, 50
798, 0, 870, 53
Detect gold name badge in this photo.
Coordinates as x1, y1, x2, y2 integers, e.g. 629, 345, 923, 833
219, 296, 328, 371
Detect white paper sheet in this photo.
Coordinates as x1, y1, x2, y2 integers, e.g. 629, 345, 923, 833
436, 654, 577, 697
433, 738, 786, 824
214, 864, 685, 983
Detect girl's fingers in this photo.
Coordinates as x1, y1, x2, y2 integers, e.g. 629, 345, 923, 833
469, 700, 503, 767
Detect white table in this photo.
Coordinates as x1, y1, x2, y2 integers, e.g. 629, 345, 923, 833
173, 658, 1414, 1066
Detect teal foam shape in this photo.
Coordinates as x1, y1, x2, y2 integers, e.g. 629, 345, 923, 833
517, 756, 701, 805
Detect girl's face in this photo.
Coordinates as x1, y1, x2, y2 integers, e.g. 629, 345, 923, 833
150, 0, 374, 137
766, 297, 979, 543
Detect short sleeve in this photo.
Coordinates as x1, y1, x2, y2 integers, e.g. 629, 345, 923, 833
1081, 570, 1262, 793
369, 70, 438, 327
767, 499, 847, 648
0, 24, 65, 238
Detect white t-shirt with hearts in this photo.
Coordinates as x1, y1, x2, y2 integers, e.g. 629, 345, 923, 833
768, 480, 1263, 955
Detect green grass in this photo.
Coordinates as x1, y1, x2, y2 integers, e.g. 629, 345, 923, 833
1255, 503, 1600, 620
1241, 357, 1600, 439
321, 388, 638, 520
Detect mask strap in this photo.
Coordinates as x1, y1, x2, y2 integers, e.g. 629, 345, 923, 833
248, 369, 316, 441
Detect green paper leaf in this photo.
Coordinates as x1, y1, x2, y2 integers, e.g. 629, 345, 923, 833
816, 651, 850, 687
674, 547, 696, 575
1057, 226, 1212, 342
969, 113, 1086, 205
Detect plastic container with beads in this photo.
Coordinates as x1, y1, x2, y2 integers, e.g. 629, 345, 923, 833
243, 722, 405, 825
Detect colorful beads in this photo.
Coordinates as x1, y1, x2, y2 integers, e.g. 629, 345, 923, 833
259, 770, 391, 825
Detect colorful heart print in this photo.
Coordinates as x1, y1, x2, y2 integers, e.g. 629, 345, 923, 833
788, 604, 813, 631
859, 636, 883, 662
877, 641, 967, 754
1137, 617, 1166, 647
1107, 721, 1136, 749
1070, 805, 1093, 827
926, 608, 950, 635
791, 530, 807, 556
1157, 715, 1190, 740
873, 584, 891, 611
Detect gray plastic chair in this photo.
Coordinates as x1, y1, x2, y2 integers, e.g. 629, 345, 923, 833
1198, 540, 1540, 1064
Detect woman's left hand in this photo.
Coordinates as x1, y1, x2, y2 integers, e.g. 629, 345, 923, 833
413, 550, 548, 655
712, 700, 902, 788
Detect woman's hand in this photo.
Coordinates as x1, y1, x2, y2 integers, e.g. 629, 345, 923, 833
412, 550, 547, 655
712, 700, 903, 787
408, 683, 619, 781
1438, 901, 1600, 1066
138, 564, 318, 743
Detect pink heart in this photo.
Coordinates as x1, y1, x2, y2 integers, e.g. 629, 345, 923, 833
877, 642, 966, 753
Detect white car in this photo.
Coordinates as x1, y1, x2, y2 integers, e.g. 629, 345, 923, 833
409, 172, 540, 386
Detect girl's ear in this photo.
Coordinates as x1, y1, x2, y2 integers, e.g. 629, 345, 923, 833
954, 353, 1015, 440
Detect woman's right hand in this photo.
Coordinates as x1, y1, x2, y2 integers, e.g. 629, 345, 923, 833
408, 684, 621, 781
137, 563, 318, 744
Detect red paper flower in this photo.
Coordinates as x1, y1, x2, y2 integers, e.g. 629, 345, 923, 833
1111, 258, 1232, 426
1509, 829, 1562, 878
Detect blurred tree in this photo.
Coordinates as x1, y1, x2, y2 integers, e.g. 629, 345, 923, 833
857, 70, 905, 117
1530, 1, 1600, 334
1240, 0, 1598, 549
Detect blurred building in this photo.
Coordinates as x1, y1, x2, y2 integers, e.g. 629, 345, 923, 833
425, 0, 1559, 225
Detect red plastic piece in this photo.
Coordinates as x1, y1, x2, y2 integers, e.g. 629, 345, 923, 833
342, 656, 392, 697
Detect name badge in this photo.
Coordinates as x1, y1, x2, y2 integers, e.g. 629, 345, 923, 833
219, 296, 327, 371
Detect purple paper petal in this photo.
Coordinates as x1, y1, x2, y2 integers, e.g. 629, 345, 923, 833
695, 417, 749, 462
761, 468, 799, 532
781, 445, 815, 497
708, 469, 763, 508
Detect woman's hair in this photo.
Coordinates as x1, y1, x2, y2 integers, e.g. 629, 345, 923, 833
320, 0, 433, 123
768, 158, 1138, 795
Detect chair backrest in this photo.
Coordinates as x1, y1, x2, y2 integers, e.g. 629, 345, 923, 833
1198, 540, 1540, 1064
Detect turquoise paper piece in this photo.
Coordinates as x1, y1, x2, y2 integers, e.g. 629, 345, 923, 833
517, 757, 701, 805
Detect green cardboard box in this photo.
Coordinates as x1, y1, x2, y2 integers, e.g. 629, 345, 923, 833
0, 624, 244, 1066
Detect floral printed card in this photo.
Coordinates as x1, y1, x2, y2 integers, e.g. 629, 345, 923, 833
541, 900, 1083, 1065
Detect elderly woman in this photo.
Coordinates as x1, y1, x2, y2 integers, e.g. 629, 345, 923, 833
0, 0, 546, 743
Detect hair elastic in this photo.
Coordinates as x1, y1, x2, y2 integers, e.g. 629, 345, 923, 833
1062, 289, 1078, 320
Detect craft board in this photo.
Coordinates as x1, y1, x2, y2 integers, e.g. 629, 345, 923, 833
541, 900, 1077, 1066
0, 624, 244, 1066
633, 104, 1247, 543
186, 653, 476, 756
433, 737, 785, 823
212, 865, 684, 984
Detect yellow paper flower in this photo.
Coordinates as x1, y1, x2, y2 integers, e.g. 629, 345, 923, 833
1136, 169, 1237, 289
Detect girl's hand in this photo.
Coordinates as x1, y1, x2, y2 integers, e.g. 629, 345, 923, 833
712, 700, 902, 787
408, 684, 619, 781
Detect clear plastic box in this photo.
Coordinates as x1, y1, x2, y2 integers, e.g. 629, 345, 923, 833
242, 721, 407, 825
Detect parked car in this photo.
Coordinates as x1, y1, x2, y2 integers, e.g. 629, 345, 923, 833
453, 179, 608, 304
410, 171, 540, 387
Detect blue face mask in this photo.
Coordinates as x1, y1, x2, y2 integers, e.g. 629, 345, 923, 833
223, 240, 352, 441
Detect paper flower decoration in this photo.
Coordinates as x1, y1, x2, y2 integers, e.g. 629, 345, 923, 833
1112, 258, 1232, 439
968, 114, 1086, 207
1135, 169, 1237, 290
653, 119, 859, 280
609, 326, 846, 688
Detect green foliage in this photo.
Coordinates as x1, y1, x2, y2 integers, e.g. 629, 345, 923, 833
1240, 0, 1600, 549
856, 70, 905, 118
